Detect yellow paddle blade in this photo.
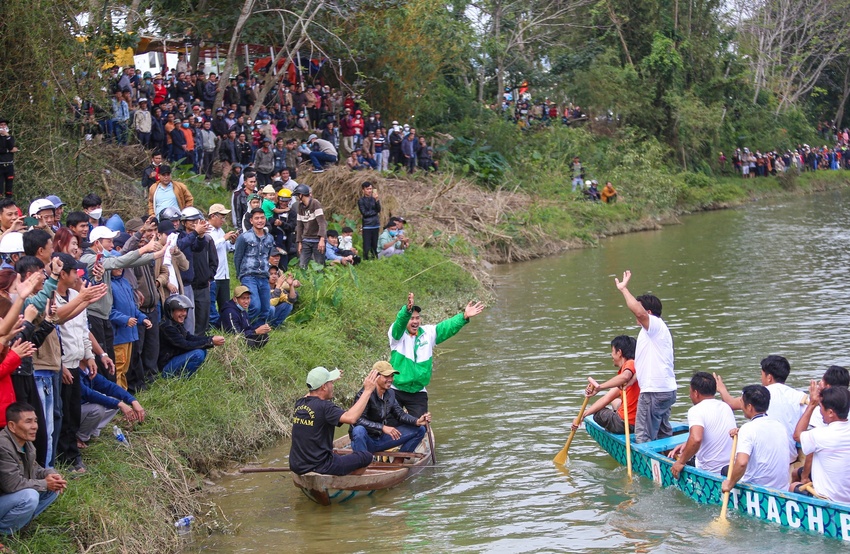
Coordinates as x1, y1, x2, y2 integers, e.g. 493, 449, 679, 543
553, 443, 569, 465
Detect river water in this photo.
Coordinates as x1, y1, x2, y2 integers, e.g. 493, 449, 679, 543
194, 190, 850, 553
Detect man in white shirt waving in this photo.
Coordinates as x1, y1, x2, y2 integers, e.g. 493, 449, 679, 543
615, 270, 677, 443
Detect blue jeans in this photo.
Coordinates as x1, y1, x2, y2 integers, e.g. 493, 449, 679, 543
634, 390, 676, 444
34, 370, 61, 468
162, 349, 207, 378
241, 275, 270, 324
309, 151, 337, 170
0, 489, 58, 534
572, 177, 583, 192
269, 301, 293, 328
350, 424, 425, 454
209, 281, 220, 328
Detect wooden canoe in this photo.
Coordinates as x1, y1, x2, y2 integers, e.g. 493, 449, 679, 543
585, 418, 850, 542
292, 428, 435, 505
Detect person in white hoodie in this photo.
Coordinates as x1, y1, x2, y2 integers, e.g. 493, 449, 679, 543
53, 253, 108, 472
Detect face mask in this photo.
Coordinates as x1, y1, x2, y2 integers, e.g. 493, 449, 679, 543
389, 230, 398, 237
370, 117, 375, 121
263, 120, 269, 125
89, 208, 103, 220
182, 123, 190, 128
239, 83, 245, 87
145, 79, 151, 84
8, 293, 18, 303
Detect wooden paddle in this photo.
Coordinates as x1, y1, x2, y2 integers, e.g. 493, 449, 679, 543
718, 434, 739, 521
553, 392, 592, 465
426, 423, 437, 465
622, 387, 633, 479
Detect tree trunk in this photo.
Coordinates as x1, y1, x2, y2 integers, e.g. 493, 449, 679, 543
214, 0, 256, 109
835, 61, 850, 129
477, 65, 485, 104
607, 1, 634, 67
125, 0, 142, 33
492, 3, 503, 106
495, 59, 504, 107
188, 0, 208, 70
247, 0, 325, 122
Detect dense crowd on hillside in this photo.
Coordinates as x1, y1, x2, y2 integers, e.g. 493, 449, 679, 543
71, 60, 439, 180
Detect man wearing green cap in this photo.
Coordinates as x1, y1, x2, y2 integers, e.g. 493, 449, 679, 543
289, 367, 379, 475
349, 361, 431, 454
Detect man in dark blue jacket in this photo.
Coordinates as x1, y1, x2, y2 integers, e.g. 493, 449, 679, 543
170, 118, 188, 163
220, 286, 270, 348
349, 361, 431, 453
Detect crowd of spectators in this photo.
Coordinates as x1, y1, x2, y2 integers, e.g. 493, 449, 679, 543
0, 93, 420, 540
71, 59, 440, 181
494, 87, 587, 129
725, 144, 850, 176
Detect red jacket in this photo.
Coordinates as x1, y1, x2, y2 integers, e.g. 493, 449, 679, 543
0, 349, 21, 427
351, 116, 365, 136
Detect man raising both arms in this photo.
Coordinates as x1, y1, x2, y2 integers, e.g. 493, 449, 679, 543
389, 293, 484, 418
615, 270, 677, 443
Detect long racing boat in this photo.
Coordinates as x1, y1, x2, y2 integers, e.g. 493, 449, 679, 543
584, 418, 850, 542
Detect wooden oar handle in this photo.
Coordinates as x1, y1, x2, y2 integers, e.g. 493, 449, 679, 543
564, 394, 593, 452
719, 432, 739, 519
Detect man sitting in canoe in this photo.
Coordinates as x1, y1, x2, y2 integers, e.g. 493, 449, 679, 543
721, 385, 790, 495
715, 355, 807, 463
792, 365, 848, 485
572, 335, 638, 435
288, 367, 379, 476
349, 361, 432, 454
791, 383, 850, 502
388, 292, 485, 419
614, 271, 677, 443
668, 372, 736, 478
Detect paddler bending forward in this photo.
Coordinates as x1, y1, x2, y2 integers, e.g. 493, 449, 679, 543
288, 367, 379, 476
388, 292, 485, 419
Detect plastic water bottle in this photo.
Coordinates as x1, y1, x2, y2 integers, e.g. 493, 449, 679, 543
175, 515, 195, 536
112, 425, 128, 446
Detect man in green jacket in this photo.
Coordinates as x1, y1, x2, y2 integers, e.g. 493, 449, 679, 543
388, 292, 484, 418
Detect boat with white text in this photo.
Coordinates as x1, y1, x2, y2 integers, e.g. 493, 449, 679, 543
585, 418, 850, 541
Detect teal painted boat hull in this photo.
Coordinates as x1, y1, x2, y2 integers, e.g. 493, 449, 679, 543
585, 418, 850, 542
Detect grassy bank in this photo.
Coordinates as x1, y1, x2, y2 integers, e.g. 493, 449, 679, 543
8, 248, 481, 553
